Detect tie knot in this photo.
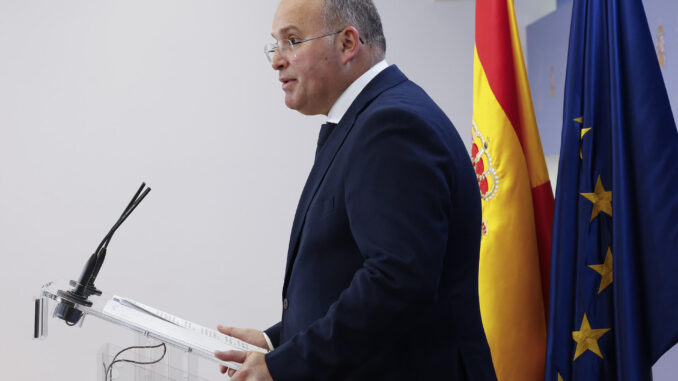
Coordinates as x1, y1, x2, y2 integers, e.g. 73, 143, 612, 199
318, 122, 337, 146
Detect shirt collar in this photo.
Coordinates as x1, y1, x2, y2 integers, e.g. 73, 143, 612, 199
326, 60, 389, 124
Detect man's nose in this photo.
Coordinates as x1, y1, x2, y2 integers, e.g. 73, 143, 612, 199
271, 49, 288, 70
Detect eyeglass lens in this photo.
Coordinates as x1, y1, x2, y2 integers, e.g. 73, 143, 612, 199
265, 40, 294, 62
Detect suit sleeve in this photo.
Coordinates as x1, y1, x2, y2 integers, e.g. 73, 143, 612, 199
264, 321, 282, 348
265, 108, 456, 380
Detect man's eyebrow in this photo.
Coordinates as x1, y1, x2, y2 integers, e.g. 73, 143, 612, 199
272, 26, 300, 38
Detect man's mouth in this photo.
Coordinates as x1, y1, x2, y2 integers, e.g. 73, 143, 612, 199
280, 77, 296, 90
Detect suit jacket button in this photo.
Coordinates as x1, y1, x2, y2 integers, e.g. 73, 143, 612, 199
283, 298, 289, 310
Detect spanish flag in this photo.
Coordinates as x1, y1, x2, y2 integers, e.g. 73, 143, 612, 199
472, 1, 554, 380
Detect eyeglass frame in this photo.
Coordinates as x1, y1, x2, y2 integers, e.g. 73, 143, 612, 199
265, 28, 365, 62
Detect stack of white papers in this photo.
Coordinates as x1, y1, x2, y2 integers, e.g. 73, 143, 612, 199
103, 295, 267, 370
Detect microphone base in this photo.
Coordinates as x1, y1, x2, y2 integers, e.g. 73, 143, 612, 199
68, 279, 102, 296
56, 288, 93, 307
55, 285, 95, 325
54, 299, 83, 325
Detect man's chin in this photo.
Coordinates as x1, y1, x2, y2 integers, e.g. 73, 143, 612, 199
284, 96, 322, 116
284, 96, 309, 114
285, 98, 297, 110
284, 96, 299, 111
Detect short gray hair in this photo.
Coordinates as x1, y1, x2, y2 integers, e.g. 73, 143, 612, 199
321, 0, 386, 59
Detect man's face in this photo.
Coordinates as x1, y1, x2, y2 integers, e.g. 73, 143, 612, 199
271, 0, 342, 115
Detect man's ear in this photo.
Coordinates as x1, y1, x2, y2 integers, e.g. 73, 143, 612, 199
339, 26, 361, 64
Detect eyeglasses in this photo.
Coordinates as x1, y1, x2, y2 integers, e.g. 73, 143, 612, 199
264, 29, 364, 62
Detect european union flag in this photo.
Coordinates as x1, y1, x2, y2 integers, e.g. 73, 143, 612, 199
545, 0, 678, 380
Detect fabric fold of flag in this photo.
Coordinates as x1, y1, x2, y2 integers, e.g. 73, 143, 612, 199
545, 0, 678, 380
472, 1, 554, 380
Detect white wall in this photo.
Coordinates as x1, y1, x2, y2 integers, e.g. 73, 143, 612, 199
0, 1, 475, 380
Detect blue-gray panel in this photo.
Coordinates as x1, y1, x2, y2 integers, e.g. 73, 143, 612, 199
556, 0, 572, 9
526, 2, 572, 155
644, 0, 678, 122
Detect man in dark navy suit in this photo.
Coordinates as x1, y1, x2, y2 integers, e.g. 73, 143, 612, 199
215, 0, 497, 380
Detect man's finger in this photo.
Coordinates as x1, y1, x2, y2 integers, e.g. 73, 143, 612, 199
217, 325, 234, 335
228, 368, 236, 377
230, 368, 251, 381
214, 350, 248, 364
219, 365, 227, 374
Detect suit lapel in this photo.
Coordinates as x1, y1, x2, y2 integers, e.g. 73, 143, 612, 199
282, 66, 408, 294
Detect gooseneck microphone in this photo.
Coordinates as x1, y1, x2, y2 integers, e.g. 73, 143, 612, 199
55, 183, 151, 325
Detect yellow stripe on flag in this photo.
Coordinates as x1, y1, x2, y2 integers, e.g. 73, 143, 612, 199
473, 47, 547, 381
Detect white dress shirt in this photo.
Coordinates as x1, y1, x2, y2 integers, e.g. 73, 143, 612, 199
326, 60, 389, 124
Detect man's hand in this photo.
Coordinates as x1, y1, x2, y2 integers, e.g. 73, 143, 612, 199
215, 350, 272, 381
216, 325, 270, 376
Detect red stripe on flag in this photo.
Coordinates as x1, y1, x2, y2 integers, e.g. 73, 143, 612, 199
475, 0, 525, 147
532, 181, 555, 315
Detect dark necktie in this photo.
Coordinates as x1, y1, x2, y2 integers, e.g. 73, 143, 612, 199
316, 122, 337, 158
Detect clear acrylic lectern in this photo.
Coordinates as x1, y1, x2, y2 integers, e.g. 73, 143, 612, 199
35, 280, 264, 381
